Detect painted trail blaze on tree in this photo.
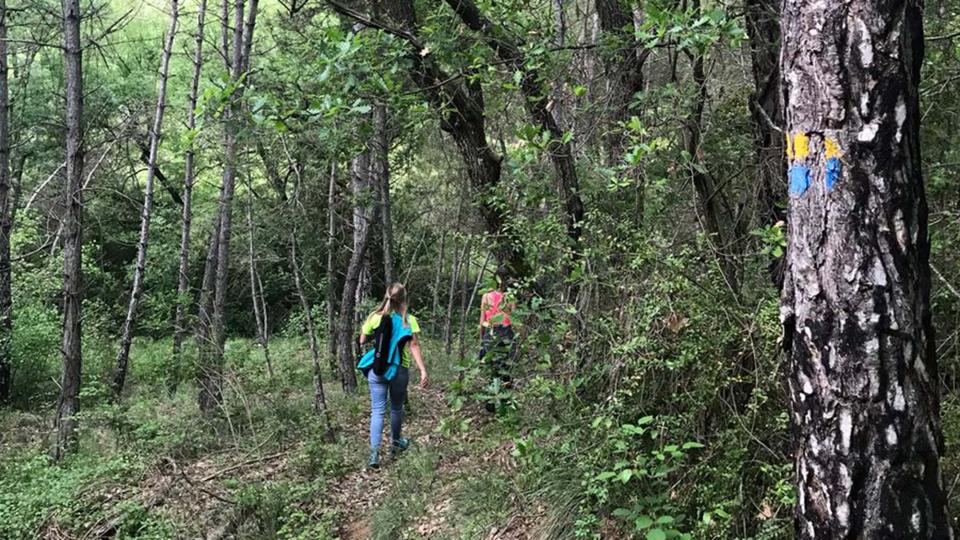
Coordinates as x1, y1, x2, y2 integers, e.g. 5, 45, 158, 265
780, 0, 953, 535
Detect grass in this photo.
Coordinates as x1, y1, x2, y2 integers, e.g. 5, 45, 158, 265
0, 334, 530, 539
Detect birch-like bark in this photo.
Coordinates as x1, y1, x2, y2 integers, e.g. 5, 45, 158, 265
326, 160, 338, 369
780, 0, 951, 534
444, 237, 469, 355
246, 189, 272, 378
0, 0, 12, 403
112, 0, 180, 398
200, 0, 258, 413
171, 0, 208, 390
55, 0, 84, 460
373, 104, 394, 285
336, 152, 377, 393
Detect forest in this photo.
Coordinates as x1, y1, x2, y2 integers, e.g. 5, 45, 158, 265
0, 0, 958, 538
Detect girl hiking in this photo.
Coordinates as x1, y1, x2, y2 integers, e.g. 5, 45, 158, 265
479, 273, 516, 403
358, 282, 428, 469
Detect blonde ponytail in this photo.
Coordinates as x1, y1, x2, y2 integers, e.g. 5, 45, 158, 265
376, 282, 409, 326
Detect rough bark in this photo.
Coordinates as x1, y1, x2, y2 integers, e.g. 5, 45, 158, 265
373, 104, 394, 285
780, 0, 952, 535
334, 0, 529, 279
336, 152, 377, 393
596, 0, 649, 222
0, 0, 12, 403
172, 0, 208, 390
113, 0, 180, 398
595, 0, 648, 166
444, 0, 585, 249
56, 0, 84, 460
350, 151, 372, 316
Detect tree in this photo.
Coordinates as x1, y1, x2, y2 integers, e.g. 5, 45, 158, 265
172, 0, 208, 391
199, 0, 259, 413
336, 149, 376, 393
444, 0, 585, 250
0, 0, 12, 403
112, 0, 180, 398
55, 0, 84, 460
374, 104, 394, 285
332, 0, 529, 280
780, 0, 952, 534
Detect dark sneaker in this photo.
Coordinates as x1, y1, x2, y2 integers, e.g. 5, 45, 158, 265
367, 449, 380, 469
391, 438, 410, 457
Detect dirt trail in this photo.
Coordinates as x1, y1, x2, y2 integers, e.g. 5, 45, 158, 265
329, 386, 449, 539
328, 385, 534, 540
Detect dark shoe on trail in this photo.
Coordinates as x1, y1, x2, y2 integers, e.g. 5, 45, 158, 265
391, 437, 410, 457
367, 449, 380, 469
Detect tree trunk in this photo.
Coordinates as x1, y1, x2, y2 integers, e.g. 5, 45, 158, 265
336, 151, 377, 393
200, 0, 258, 414
444, 237, 469, 355
685, 44, 740, 293
431, 229, 446, 318
0, 0, 12, 403
444, 0, 585, 250
55, 0, 84, 460
112, 0, 180, 399
326, 160, 338, 370
596, 0, 649, 223
780, 0, 952, 534
351, 151, 372, 318
246, 189, 273, 378
172, 0, 208, 392
460, 252, 491, 363
338, 0, 528, 279
745, 0, 785, 235
290, 233, 332, 432
374, 105, 394, 285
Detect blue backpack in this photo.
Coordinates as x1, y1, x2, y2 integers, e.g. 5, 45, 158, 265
357, 313, 413, 381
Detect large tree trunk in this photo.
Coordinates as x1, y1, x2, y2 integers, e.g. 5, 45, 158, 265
172, 0, 208, 391
336, 153, 377, 393
374, 105, 394, 285
351, 151, 372, 317
55, 0, 84, 460
0, 0, 12, 403
112, 0, 180, 398
596, 0, 649, 223
444, 0, 585, 249
780, 0, 952, 535
595, 0, 648, 166
334, 0, 528, 279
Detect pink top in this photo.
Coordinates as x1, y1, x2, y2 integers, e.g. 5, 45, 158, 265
481, 291, 512, 327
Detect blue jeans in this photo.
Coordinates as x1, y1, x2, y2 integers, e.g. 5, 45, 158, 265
367, 366, 409, 451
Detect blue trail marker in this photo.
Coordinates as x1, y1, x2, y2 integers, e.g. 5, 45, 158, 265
789, 165, 810, 196
825, 158, 841, 191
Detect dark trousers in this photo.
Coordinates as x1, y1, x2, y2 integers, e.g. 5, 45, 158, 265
480, 325, 515, 383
